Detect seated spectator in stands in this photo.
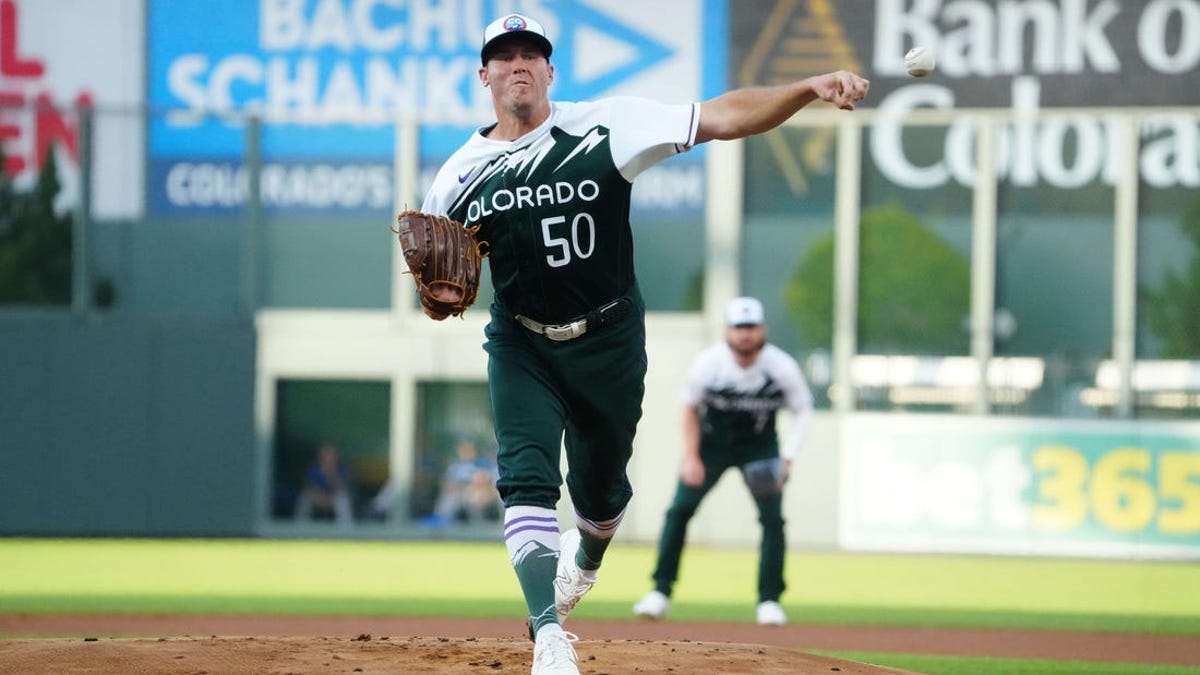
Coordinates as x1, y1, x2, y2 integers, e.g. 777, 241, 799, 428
424, 438, 501, 527
294, 442, 354, 525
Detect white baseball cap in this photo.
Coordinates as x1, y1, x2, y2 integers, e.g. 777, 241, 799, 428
725, 297, 765, 327
481, 14, 553, 64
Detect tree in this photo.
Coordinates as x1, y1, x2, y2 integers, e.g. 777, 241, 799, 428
0, 146, 73, 305
1143, 200, 1200, 358
783, 204, 970, 354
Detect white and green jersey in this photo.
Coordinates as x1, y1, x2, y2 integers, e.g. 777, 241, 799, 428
683, 343, 815, 460
421, 97, 699, 323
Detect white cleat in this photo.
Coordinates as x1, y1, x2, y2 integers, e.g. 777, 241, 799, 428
756, 600, 788, 626
632, 590, 670, 620
553, 529, 596, 623
531, 629, 581, 675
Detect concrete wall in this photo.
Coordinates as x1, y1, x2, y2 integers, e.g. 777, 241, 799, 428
0, 312, 257, 536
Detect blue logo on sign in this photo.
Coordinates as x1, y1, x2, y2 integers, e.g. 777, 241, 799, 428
555, 2, 673, 100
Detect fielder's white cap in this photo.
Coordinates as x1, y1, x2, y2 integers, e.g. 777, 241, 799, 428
481, 14, 553, 64
725, 297, 765, 327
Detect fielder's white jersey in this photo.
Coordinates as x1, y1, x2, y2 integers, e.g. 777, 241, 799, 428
420, 98, 699, 323
682, 342, 815, 459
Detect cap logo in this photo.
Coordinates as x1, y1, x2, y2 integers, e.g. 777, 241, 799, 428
503, 15, 527, 32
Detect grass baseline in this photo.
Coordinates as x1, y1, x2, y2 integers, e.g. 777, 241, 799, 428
2, 595, 1198, 636
3, 539, 1199, 674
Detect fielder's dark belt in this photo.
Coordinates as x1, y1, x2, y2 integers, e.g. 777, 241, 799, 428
516, 298, 632, 342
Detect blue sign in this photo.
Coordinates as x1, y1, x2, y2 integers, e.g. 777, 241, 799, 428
147, 0, 726, 214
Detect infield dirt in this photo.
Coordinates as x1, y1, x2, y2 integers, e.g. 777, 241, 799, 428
4, 614, 1200, 674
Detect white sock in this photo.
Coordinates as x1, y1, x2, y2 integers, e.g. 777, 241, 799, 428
503, 505, 560, 565
535, 623, 564, 640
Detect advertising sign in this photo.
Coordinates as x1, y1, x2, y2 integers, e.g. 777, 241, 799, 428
731, 0, 1200, 195
147, 0, 726, 215
839, 413, 1200, 559
0, 0, 143, 218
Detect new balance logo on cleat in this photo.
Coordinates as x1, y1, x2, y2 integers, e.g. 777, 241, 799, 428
553, 529, 596, 623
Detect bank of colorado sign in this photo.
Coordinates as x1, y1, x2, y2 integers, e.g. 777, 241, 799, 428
863, 0, 1200, 191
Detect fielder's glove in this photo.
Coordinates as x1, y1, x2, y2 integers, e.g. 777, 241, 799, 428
741, 457, 786, 498
393, 210, 486, 320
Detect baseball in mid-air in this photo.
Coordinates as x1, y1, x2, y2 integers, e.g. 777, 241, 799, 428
904, 46, 936, 77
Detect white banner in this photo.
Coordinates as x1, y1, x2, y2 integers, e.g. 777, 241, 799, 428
0, 0, 144, 218
839, 413, 1200, 559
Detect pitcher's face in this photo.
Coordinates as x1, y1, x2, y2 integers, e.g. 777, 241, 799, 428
480, 39, 554, 115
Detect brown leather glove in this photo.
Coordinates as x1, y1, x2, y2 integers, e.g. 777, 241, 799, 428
393, 210, 485, 320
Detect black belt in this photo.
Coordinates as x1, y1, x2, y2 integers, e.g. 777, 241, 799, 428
515, 298, 632, 342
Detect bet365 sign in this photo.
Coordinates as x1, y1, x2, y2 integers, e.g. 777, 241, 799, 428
839, 414, 1200, 559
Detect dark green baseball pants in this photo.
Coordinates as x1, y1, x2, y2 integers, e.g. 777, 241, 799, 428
650, 442, 786, 603
483, 288, 646, 521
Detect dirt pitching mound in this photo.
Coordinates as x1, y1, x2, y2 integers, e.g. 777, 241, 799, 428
0, 635, 918, 675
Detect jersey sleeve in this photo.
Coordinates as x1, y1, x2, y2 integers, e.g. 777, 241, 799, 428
419, 140, 482, 215
681, 346, 717, 408
768, 347, 815, 460
607, 96, 700, 182
420, 168, 454, 215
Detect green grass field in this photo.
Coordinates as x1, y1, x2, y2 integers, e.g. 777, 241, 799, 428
2, 538, 1199, 674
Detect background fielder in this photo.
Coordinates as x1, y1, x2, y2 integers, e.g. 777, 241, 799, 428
634, 297, 814, 626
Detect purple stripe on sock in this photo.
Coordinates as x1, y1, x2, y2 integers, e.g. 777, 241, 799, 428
504, 524, 561, 540
576, 511, 623, 532
504, 515, 557, 535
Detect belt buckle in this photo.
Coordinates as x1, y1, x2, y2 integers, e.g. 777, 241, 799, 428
545, 320, 586, 341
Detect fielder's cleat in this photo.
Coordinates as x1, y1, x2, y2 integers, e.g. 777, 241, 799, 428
756, 600, 788, 626
631, 590, 670, 620
531, 629, 580, 675
553, 529, 596, 623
